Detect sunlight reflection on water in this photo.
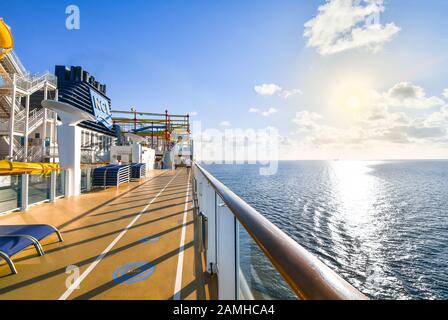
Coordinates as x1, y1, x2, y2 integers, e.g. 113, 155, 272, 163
204, 160, 448, 300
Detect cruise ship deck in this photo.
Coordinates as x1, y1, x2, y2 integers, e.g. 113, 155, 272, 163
0, 168, 215, 300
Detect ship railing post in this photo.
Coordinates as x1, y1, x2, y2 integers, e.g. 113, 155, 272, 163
61, 169, 66, 197
86, 168, 92, 192
50, 170, 57, 203
216, 196, 237, 300
20, 173, 29, 211
193, 165, 217, 274
64, 168, 72, 197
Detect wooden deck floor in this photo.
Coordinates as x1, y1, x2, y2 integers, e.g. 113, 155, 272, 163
0, 168, 216, 300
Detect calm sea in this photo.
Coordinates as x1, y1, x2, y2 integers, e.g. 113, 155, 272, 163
203, 160, 448, 300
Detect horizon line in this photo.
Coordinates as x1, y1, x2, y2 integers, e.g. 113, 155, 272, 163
195, 158, 448, 162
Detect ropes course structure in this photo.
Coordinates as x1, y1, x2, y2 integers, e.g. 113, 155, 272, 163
111, 109, 191, 152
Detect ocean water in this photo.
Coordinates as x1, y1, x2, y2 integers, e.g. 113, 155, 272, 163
203, 161, 448, 300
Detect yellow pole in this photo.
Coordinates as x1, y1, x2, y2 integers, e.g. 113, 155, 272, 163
0, 160, 60, 175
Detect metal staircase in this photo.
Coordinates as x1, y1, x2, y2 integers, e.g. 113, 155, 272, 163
0, 51, 58, 161
1, 50, 28, 77
0, 95, 26, 134
12, 136, 25, 161
28, 108, 45, 133
27, 144, 43, 162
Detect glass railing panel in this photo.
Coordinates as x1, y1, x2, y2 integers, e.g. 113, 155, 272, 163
56, 171, 66, 197
81, 168, 88, 192
0, 175, 21, 213
237, 221, 298, 300
29, 174, 51, 204
80, 168, 92, 193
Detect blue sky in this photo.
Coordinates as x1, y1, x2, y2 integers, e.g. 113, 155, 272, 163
2, 0, 448, 159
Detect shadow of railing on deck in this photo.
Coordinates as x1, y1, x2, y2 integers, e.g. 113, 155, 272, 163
72, 240, 196, 300
99, 184, 187, 201
56, 172, 169, 230
110, 194, 187, 207
63, 209, 188, 234
0, 221, 194, 294
168, 210, 210, 300
124, 183, 188, 195
51, 217, 195, 256
91, 200, 193, 217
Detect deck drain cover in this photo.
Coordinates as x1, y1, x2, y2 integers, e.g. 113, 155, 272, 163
140, 236, 161, 244
112, 262, 155, 284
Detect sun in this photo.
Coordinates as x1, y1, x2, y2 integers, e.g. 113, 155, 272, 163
346, 95, 361, 110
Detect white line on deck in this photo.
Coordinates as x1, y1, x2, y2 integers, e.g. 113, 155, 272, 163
173, 170, 191, 300
59, 172, 179, 300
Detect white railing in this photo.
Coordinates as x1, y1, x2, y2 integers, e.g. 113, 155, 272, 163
28, 108, 45, 132
29, 107, 44, 120
0, 95, 21, 114
13, 147, 25, 162
1, 54, 56, 93
45, 145, 59, 158
13, 107, 26, 133
45, 108, 57, 120
15, 72, 57, 92
0, 119, 9, 132
27, 145, 43, 162
7, 50, 28, 77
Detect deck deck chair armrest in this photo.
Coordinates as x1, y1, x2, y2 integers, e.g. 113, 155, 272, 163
0, 234, 45, 256
46, 225, 64, 242
40, 224, 64, 242
0, 250, 17, 274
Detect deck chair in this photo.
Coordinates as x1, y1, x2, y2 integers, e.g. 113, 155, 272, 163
0, 235, 45, 274
0, 224, 63, 274
0, 224, 63, 244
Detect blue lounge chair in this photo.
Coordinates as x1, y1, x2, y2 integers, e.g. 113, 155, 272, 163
0, 224, 63, 244
0, 235, 45, 274
0, 224, 63, 274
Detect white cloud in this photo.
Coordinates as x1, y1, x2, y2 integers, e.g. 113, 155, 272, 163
248, 107, 260, 113
304, 0, 400, 56
384, 82, 444, 109
189, 111, 198, 116
262, 108, 278, 117
425, 105, 448, 127
254, 83, 282, 96
443, 88, 448, 98
249, 107, 278, 117
292, 111, 323, 130
254, 83, 302, 99
219, 121, 231, 127
280, 89, 303, 99
294, 109, 448, 146
292, 82, 448, 148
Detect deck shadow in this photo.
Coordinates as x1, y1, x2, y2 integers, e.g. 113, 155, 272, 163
0, 220, 194, 294
56, 172, 169, 230
72, 241, 195, 300
110, 195, 187, 207
63, 210, 186, 234
92, 200, 192, 217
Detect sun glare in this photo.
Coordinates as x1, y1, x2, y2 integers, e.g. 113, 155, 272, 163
326, 74, 375, 117
346, 95, 361, 110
